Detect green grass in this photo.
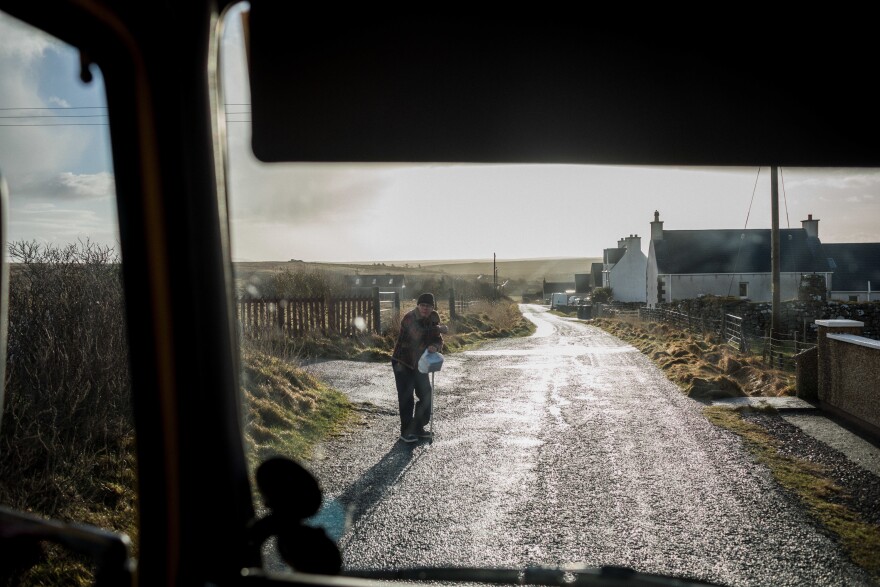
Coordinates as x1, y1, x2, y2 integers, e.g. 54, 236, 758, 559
240, 347, 355, 463
705, 406, 880, 579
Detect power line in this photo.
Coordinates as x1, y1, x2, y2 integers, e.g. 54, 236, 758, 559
2, 104, 250, 108
0, 114, 108, 118
0, 106, 107, 110
728, 166, 762, 297
780, 167, 790, 229
0, 123, 110, 127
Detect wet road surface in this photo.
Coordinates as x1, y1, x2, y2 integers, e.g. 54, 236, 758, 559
299, 305, 875, 587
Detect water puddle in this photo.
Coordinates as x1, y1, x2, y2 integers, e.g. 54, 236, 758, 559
464, 346, 638, 357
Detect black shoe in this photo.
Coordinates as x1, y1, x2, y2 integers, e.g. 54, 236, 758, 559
416, 428, 433, 439
399, 433, 418, 443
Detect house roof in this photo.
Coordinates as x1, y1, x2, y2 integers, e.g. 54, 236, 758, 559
653, 228, 831, 275
604, 248, 626, 265
543, 281, 576, 294
823, 243, 880, 292
345, 274, 407, 287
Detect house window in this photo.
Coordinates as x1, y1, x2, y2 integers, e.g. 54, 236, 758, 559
849, 295, 858, 302
739, 282, 748, 298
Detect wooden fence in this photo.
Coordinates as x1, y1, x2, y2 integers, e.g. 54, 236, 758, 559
238, 292, 389, 337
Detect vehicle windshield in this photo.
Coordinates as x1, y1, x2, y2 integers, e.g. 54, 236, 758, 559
218, 6, 880, 587
2, 4, 879, 587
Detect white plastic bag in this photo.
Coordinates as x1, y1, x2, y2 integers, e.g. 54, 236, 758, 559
418, 349, 444, 373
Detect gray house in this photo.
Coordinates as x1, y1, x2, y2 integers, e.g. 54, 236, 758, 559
646, 212, 832, 307
823, 243, 880, 302
345, 274, 407, 295
542, 279, 576, 302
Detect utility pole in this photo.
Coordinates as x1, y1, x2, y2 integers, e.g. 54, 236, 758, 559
771, 166, 781, 339
493, 253, 497, 301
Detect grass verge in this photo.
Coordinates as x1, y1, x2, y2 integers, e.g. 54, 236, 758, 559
705, 406, 880, 579
591, 317, 794, 398
240, 346, 355, 464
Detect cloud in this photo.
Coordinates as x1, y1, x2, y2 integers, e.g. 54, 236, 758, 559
12, 171, 115, 201
48, 96, 71, 108
0, 14, 54, 60
7, 202, 119, 246
0, 13, 98, 177
783, 169, 880, 191
845, 194, 877, 204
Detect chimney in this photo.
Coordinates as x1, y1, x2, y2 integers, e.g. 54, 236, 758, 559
801, 213, 819, 239
625, 234, 642, 253
617, 237, 627, 249
651, 210, 664, 240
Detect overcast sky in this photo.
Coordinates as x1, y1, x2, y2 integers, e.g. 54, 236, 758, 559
2, 7, 880, 264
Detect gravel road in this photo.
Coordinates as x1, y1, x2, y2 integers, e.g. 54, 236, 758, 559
292, 304, 876, 587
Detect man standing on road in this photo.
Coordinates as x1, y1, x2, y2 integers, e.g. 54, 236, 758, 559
391, 293, 445, 443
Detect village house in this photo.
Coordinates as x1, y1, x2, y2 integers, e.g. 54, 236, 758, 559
542, 279, 576, 302
602, 234, 648, 302
823, 243, 880, 302
646, 212, 833, 307
345, 273, 407, 296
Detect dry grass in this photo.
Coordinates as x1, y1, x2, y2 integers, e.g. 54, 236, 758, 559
239, 345, 355, 464
592, 317, 794, 399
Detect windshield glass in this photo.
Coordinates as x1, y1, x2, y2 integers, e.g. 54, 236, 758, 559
217, 8, 880, 587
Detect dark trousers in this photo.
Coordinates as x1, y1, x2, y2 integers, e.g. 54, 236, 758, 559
393, 363, 432, 434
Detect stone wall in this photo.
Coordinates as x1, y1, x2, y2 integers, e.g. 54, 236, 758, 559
659, 297, 880, 340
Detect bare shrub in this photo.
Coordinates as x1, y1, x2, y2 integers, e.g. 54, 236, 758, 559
0, 240, 133, 520
240, 266, 347, 299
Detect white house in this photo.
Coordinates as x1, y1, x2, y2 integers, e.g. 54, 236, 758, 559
646, 212, 833, 307
603, 234, 647, 302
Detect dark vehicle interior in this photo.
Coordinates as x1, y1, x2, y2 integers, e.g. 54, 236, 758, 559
0, 2, 877, 586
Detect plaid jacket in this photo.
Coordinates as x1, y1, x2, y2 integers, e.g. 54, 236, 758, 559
391, 308, 444, 370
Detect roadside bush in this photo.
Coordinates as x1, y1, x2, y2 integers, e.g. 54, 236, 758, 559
0, 240, 133, 522
591, 287, 613, 303
241, 266, 347, 299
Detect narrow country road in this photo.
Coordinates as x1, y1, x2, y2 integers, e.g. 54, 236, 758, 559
298, 304, 874, 587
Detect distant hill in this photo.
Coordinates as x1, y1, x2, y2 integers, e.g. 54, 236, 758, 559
233, 257, 600, 297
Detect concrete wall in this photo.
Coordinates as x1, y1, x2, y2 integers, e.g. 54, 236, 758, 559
816, 320, 880, 436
